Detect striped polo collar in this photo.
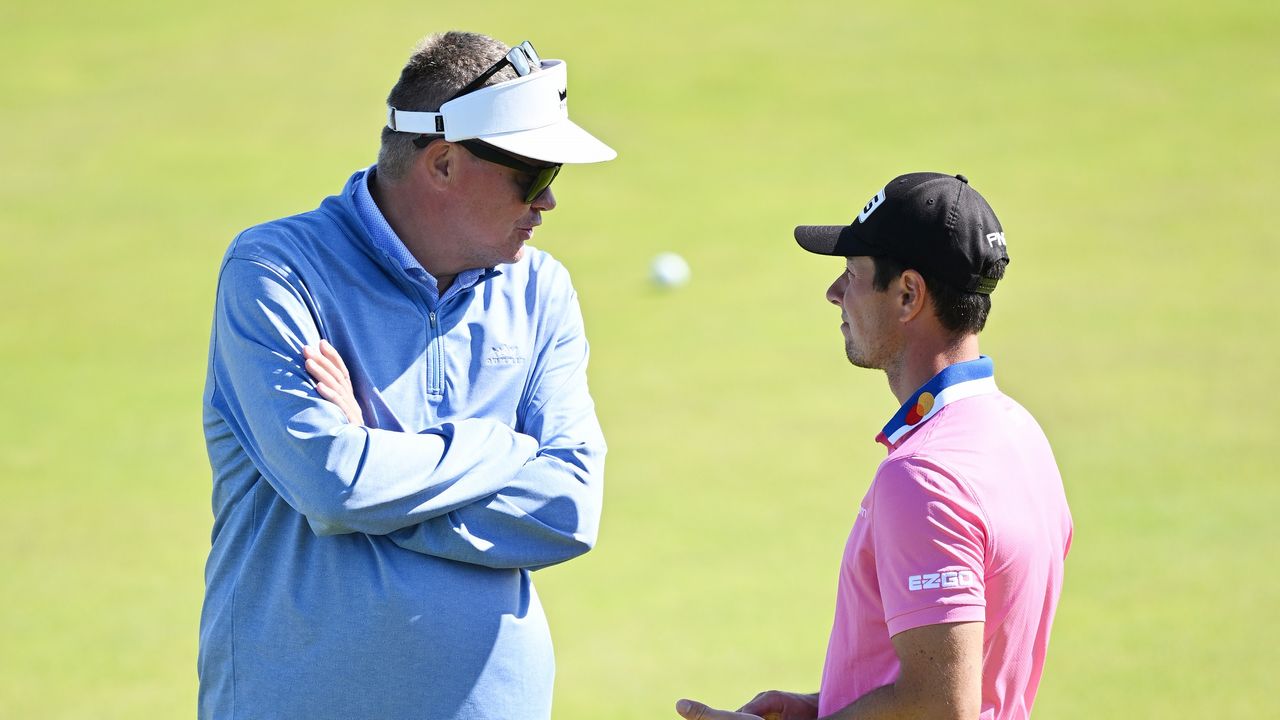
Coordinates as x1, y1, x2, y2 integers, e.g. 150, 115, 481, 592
875, 356, 998, 449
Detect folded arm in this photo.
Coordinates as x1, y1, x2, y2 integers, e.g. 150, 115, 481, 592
210, 256, 539, 537
304, 271, 605, 569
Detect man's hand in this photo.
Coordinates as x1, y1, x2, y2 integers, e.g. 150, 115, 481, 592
676, 689, 818, 720
675, 699, 763, 720
303, 340, 364, 426
738, 690, 820, 720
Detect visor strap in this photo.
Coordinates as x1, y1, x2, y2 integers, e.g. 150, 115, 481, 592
387, 107, 445, 134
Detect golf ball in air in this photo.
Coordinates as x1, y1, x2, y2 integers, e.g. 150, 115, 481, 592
650, 252, 691, 288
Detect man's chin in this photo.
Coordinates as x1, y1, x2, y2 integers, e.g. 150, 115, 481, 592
489, 245, 526, 266
845, 345, 879, 370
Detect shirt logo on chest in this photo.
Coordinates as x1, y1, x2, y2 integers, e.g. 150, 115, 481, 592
485, 343, 525, 366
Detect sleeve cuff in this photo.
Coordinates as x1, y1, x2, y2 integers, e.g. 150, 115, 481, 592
887, 603, 986, 637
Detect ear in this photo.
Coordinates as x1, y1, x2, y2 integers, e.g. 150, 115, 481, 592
419, 140, 456, 192
897, 269, 928, 323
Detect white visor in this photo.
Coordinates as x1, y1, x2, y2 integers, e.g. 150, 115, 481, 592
386, 59, 616, 165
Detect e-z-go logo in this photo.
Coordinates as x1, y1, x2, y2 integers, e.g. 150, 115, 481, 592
907, 570, 977, 591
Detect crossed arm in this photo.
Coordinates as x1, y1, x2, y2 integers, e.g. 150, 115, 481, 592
675, 621, 982, 720
211, 255, 603, 569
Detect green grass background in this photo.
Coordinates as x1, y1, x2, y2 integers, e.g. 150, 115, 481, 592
2, 0, 1277, 717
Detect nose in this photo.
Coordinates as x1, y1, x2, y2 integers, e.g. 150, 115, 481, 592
531, 186, 556, 211
826, 273, 844, 306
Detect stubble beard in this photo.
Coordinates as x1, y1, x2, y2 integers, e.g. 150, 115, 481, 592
844, 338, 879, 370
844, 329, 899, 371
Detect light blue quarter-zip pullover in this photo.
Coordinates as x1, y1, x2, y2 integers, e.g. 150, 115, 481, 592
199, 168, 605, 720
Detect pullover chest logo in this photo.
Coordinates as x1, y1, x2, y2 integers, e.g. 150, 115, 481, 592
485, 343, 525, 366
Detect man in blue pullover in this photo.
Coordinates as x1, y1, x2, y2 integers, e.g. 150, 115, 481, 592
199, 32, 615, 719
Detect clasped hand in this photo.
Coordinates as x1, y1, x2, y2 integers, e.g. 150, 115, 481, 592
676, 690, 819, 720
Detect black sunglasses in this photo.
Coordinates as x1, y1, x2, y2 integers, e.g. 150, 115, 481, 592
451, 41, 542, 101
458, 140, 561, 204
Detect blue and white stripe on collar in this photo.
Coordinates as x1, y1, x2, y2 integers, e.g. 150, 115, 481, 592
876, 356, 998, 449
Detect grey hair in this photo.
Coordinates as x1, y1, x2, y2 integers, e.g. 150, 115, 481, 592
377, 31, 517, 181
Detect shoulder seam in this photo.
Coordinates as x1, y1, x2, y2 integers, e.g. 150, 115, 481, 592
877, 451, 996, 568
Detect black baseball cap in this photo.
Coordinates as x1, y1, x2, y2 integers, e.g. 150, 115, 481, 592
794, 172, 1009, 294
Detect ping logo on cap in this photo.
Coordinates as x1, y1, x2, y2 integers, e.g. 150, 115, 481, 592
857, 188, 887, 223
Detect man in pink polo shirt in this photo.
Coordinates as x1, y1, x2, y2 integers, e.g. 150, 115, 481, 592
677, 173, 1072, 720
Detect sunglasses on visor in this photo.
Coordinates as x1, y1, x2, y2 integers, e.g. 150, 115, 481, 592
451, 41, 542, 100
458, 139, 561, 204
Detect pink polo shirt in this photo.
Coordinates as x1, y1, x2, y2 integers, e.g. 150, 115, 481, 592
818, 357, 1072, 720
